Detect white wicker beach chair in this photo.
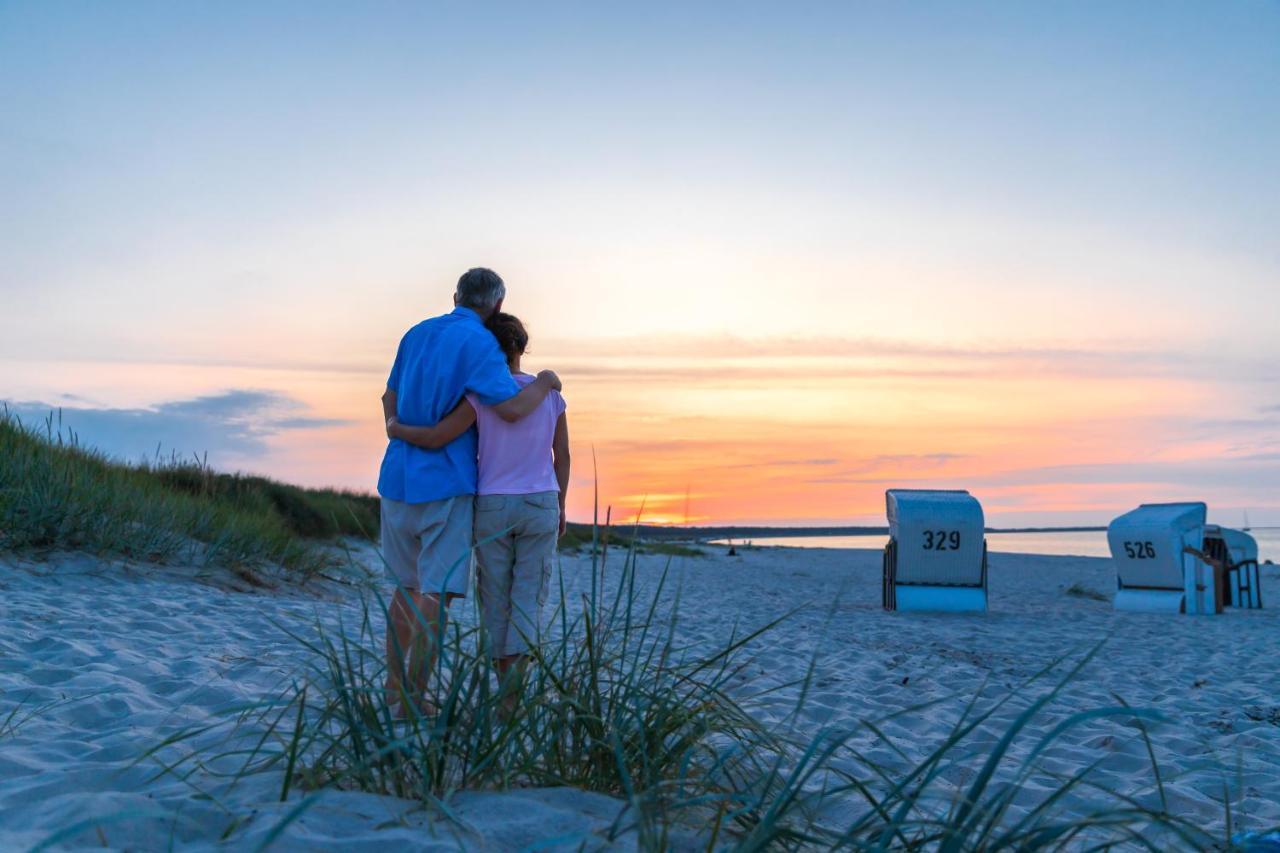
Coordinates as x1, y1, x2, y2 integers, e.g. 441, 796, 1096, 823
882, 489, 987, 612
1204, 525, 1262, 609
1107, 503, 1219, 613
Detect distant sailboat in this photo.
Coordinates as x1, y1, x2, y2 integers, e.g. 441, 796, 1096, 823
1243, 510, 1251, 532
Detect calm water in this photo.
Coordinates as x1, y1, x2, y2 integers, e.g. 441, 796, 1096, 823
712, 529, 1280, 563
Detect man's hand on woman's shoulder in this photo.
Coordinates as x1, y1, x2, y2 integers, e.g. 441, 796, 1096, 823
536, 369, 562, 392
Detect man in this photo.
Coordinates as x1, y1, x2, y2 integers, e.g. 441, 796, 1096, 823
377, 267, 560, 714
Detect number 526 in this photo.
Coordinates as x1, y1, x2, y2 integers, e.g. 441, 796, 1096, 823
1123, 541, 1156, 559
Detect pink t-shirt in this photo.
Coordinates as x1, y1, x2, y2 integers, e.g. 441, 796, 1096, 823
468, 373, 566, 496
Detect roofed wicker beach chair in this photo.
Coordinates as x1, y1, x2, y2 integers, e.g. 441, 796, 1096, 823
882, 489, 988, 612
1204, 525, 1263, 609
1107, 502, 1222, 614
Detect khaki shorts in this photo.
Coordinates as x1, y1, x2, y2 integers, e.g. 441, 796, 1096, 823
473, 491, 559, 657
380, 496, 474, 597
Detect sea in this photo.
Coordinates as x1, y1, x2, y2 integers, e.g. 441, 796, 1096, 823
712, 528, 1280, 563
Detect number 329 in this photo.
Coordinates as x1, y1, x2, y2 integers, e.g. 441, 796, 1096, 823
923, 530, 961, 551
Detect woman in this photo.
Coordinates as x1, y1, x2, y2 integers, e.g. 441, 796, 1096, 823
387, 313, 569, 709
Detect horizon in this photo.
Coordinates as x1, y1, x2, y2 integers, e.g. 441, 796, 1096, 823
3, 3, 1278, 528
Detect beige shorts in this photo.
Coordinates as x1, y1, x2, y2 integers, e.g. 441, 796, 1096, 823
473, 491, 559, 657
380, 496, 474, 597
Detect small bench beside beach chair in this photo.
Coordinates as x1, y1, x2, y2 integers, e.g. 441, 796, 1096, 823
882, 489, 988, 612
1204, 525, 1263, 609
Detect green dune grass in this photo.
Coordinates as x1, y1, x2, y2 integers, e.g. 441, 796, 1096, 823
0, 407, 697, 578
0, 408, 376, 577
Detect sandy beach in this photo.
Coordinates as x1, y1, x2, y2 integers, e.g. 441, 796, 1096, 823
2, 543, 1277, 849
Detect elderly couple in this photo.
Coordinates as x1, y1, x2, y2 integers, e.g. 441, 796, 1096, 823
376, 267, 570, 715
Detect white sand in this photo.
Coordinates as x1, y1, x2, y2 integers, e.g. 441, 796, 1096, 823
672, 546, 1280, 835
1, 544, 1277, 849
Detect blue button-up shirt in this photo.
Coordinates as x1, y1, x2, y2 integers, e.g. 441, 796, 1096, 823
377, 307, 521, 503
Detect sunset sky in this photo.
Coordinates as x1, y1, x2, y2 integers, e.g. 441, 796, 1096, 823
3, 2, 1278, 527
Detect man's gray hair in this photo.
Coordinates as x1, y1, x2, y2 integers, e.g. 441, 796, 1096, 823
455, 267, 506, 312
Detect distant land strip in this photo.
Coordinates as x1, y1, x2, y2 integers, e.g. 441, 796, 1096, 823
616, 525, 1109, 542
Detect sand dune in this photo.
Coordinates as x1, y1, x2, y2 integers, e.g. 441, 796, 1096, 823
1, 544, 1277, 849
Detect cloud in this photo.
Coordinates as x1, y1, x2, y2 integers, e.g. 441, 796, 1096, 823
1231, 452, 1280, 463
806, 452, 970, 484
3, 389, 351, 464
154, 390, 287, 419
855, 458, 1280, 494
872, 453, 968, 468
725, 457, 839, 469
542, 334, 1240, 380
21, 333, 1277, 387
562, 363, 978, 382
272, 416, 351, 430
528, 333, 1280, 391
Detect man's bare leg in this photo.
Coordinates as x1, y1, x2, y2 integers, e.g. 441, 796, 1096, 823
386, 589, 459, 717
385, 588, 418, 711
404, 592, 444, 714
385, 588, 438, 714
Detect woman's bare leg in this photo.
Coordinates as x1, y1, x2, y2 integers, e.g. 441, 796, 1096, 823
495, 654, 530, 719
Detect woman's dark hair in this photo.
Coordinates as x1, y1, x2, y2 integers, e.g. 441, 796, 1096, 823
486, 312, 529, 362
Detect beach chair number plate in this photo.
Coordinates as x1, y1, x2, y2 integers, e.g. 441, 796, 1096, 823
1122, 541, 1157, 559
922, 530, 961, 551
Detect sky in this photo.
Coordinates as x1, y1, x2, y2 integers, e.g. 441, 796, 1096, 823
2, 1, 1278, 527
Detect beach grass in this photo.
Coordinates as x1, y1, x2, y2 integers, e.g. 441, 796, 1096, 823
0, 408, 375, 577
641, 540, 706, 558
142, 538, 1252, 850
152, 464, 378, 540
196, 546, 781, 844
559, 523, 705, 558
0, 407, 704, 577
1063, 582, 1110, 602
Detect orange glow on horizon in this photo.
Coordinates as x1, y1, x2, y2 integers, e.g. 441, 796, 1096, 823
5, 331, 1276, 530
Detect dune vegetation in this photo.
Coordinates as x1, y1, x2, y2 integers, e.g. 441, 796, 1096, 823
0, 407, 697, 575
0, 408, 377, 578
